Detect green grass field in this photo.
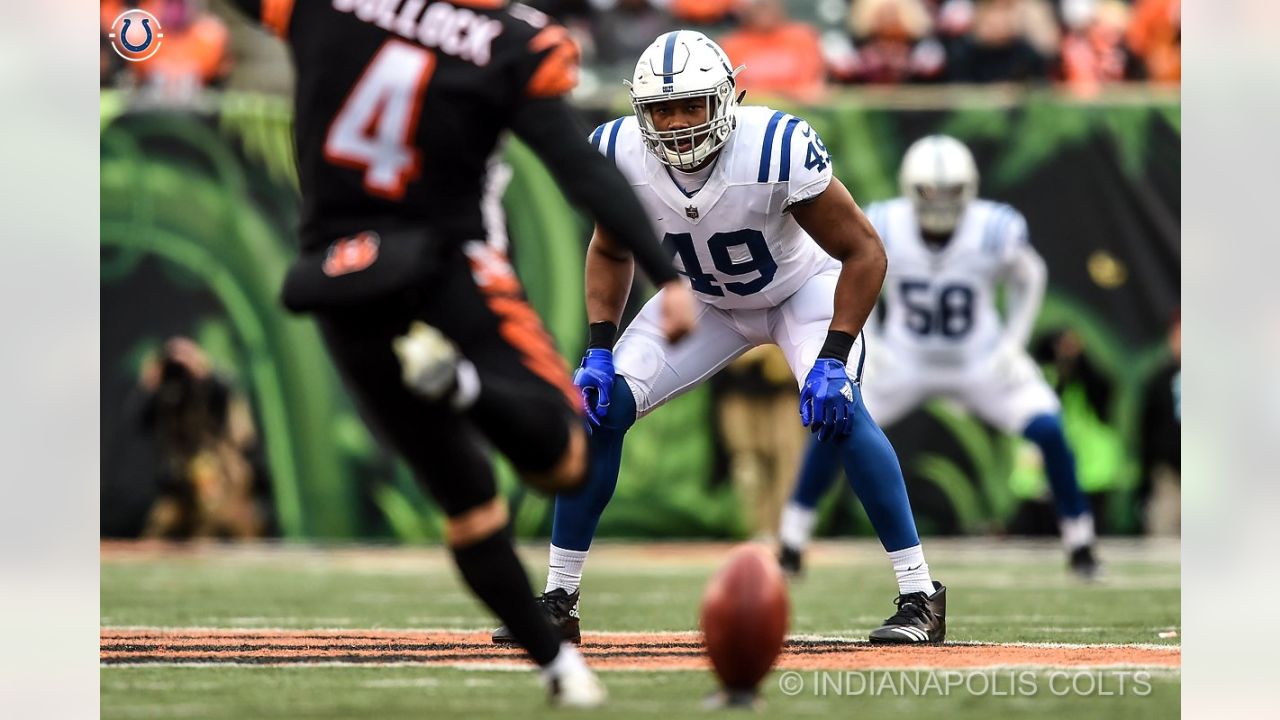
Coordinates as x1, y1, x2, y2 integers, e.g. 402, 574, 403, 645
101, 538, 1180, 718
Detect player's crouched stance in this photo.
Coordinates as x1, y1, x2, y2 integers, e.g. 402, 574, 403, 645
492, 31, 946, 647
778, 136, 1101, 583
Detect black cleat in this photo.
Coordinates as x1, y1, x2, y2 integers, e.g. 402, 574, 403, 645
778, 544, 804, 579
869, 581, 946, 644
1068, 545, 1101, 581
491, 588, 581, 645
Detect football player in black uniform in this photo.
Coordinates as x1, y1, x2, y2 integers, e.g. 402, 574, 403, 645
228, 0, 694, 705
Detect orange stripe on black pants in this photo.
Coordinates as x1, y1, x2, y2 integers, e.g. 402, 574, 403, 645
261, 0, 295, 37
485, 296, 580, 412
465, 245, 580, 413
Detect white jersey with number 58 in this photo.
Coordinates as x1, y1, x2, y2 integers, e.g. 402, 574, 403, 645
870, 197, 1033, 365
589, 106, 839, 311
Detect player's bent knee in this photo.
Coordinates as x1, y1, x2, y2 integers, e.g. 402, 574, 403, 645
598, 376, 639, 432
1023, 413, 1067, 447
445, 497, 509, 548
522, 422, 587, 494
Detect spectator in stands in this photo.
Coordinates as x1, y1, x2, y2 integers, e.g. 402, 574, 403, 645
100, 0, 139, 86
101, 0, 230, 96
946, 0, 1056, 83
589, 0, 678, 68
934, 0, 973, 37
1058, 0, 1145, 94
1018, 0, 1062, 60
529, 0, 594, 20
670, 0, 737, 25
135, 0, 230, 92
844, 0, 948, 84
526, 1, 600, 74
718, 0, 827, 101
1127, 0, 1180, 84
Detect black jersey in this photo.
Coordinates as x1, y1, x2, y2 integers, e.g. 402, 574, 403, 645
233, 0, 677, 283
234, 1, 582, 248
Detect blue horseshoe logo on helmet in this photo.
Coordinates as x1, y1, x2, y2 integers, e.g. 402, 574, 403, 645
120, 18, 154, 53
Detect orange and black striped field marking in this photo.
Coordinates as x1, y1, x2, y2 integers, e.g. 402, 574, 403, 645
101, 629, 1180, 670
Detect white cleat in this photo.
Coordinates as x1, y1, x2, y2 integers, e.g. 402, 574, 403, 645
547, 666, 608, 709
543, 644, 606, 708
392, 322, 479, 407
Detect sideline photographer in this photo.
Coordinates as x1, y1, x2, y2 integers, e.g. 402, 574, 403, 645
116, 337, 270, 539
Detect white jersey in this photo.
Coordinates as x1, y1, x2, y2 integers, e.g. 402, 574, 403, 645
870, 197, 1030, 365
589, 106, 838, 311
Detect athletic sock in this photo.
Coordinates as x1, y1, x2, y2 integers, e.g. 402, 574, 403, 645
887, 545, 936, 595
452, 528, 560, 666
452, 359, 481, 409
545, 545, 589, 594
778, 502, 818, 551
1059, 512, 1096, 552
540, 642, 589, 682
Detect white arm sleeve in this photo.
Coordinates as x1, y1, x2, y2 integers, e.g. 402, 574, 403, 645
1001, 239, 1047, 350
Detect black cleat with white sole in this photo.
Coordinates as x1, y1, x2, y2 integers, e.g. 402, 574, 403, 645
868, 581, 946, 644
778, 544, 804, 579
492, 588, 581, 645
1068, 545, 1101, 581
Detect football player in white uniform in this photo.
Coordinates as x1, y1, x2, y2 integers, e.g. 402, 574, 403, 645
777, 135, 1100, 581
492, 31, 947, 646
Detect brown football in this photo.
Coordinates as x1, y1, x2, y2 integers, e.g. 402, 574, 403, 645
699, 544, 790, 692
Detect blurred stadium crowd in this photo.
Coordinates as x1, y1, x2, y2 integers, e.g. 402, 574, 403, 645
102, 0, 1180, 99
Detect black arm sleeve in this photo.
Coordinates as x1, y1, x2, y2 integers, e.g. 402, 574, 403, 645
510, 98, 678, 285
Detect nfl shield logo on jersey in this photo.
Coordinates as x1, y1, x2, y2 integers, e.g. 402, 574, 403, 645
685, 205, 699, 219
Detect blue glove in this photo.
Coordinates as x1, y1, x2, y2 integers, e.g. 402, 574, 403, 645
800, 359, 856, 442
574, 348, 615, 429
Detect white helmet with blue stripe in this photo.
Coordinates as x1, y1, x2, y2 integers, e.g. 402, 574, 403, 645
627, 31, 743, 170
899, 135, 980, 234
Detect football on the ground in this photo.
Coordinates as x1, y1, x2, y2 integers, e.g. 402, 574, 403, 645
699, 544, 790, 698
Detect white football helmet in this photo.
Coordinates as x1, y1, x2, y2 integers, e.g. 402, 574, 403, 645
627, 31, 743, 171
898, 135, 979, 234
